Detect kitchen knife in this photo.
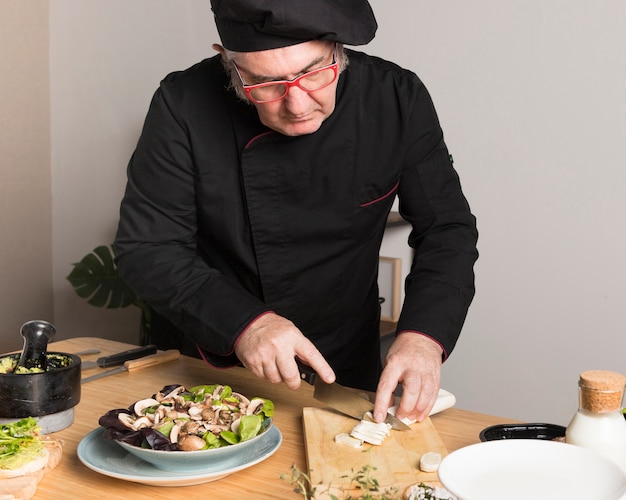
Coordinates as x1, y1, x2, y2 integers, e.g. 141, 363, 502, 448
297, 361, 411, 431
80, 344, 158, 371
96, 344, 158, 367
81, 349, 180, 384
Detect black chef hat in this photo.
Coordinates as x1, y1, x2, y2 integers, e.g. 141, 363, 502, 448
210, 0, 377, 52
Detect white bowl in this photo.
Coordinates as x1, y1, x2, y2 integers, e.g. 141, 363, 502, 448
438, 439, 626, 500
116, 418, 272, 473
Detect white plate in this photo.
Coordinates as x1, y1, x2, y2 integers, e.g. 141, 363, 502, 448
438, 439, 626, 500
77, 425, 282, 487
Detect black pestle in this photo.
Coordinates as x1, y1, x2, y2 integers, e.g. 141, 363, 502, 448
17, 320, 56, 371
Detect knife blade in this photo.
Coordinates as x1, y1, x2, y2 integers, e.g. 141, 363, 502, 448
297, 361, 410, 431
81, 349, 180, 384
73, 349, 101, 356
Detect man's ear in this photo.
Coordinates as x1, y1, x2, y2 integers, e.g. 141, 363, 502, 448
212, 43, 226, 60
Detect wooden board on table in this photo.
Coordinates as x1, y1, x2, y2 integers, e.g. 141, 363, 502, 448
302, 407, 447, 498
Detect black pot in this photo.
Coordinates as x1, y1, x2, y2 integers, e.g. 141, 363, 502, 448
0, 352, 81, 418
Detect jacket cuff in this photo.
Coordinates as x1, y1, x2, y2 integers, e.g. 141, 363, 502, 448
196, 310, 276, 368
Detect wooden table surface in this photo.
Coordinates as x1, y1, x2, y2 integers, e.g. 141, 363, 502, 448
25, 337, 516, 499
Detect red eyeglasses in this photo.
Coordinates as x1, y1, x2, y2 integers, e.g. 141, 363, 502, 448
232, 45, 338, 104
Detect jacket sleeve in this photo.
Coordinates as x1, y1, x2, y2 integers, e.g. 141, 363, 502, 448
395, 81, 479, 359
114, 83, 270, 360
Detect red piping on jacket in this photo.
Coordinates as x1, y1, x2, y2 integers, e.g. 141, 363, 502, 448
359, 181, 399, 207
196, 345, 232, 370
244, 131, 274, 149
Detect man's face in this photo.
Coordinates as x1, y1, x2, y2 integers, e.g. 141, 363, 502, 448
230, 41, 339, 136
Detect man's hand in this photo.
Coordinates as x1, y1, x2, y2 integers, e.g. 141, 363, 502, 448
234, 312, 335, 389
373, 333, 443, 424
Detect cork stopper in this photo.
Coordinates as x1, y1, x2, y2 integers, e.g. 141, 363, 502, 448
578, 370, 626, 413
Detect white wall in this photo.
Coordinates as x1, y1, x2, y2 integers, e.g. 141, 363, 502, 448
366, 0, 626, 425
50, 0, 214, 344
50, 1, 626, 426
0, 1, 52, 354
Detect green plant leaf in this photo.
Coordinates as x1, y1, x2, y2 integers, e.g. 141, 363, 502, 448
66, 245, 138, 309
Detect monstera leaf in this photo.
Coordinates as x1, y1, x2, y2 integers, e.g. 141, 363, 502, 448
66, 245, 140, 309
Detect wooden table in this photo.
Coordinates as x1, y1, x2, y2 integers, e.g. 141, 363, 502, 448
29, 337, 515, 499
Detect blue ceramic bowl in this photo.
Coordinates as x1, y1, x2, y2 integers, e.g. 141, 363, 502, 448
116, 418, 272, 473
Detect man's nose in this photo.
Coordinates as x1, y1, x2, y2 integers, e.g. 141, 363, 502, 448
283, 85, 311, 113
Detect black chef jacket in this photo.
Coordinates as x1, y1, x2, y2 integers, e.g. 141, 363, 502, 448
114, 49, 478, 391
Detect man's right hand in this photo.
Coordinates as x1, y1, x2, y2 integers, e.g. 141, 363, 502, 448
234, 312, 335, 389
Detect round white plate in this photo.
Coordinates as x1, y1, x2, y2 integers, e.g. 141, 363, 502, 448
77, 425, 282, 487
438, 439, 626, 500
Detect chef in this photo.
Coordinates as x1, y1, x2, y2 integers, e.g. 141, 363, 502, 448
114, 0, 478, 424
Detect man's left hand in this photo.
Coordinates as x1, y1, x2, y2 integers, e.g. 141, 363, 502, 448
373, 333, 443, 424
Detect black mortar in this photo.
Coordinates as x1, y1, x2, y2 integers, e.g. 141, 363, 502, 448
0, 352, 82, 418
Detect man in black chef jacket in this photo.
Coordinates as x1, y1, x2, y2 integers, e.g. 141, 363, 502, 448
114, 0, 478, 424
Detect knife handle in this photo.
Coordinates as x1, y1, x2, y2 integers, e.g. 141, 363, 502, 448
124, 349, 180, 372
296, 359, 317, 385
97, 344, 158, 367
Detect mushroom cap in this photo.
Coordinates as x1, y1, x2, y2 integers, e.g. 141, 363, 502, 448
177, 434, 206, 451
133, 398, 160, 416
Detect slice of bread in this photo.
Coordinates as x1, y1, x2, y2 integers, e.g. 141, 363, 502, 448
0, 449, 48, 480
0, 438, 63, 500
0, 476, 39, 500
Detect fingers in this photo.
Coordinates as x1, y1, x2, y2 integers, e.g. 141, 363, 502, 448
275, 355, 303, 390
295, 343, 336, 385
396, 376, 438, 422
373, 368, 439, 423
373, 366, 400, 422
234, 312, 334, 389
372, 333, 443, 423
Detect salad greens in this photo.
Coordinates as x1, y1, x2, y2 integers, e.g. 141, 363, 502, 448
99, 384, 274, 451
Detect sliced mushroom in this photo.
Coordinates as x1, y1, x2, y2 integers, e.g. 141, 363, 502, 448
177, 434, 206, 451
204, 423, 229, 433
231, 392, 251, 406
155, 406, 167, 421
201, 407, 216, 422
132, 416, 154, 430
134, 398, 160, 417
230, 417, 241, 434
187, 405, 204, 419
165, 409, 188, 420
118, 413, 137, 430
246, 398, 264, 415
155, 385, 183, 402
181, 420, 202, 435
169, 422, 183, 443
161, 385, 185, 400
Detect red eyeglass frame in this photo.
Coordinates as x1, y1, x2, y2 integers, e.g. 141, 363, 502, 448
232, 45, 338, 104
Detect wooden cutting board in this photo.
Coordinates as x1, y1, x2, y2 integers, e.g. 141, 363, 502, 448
303, 407, 447, 499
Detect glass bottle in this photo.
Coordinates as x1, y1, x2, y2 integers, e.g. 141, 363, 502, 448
565, 370, 626, 472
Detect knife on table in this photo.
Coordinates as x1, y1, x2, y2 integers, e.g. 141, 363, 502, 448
81, 349, 180, 384
81, 344, 158, 370
297, 360, 411, 431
